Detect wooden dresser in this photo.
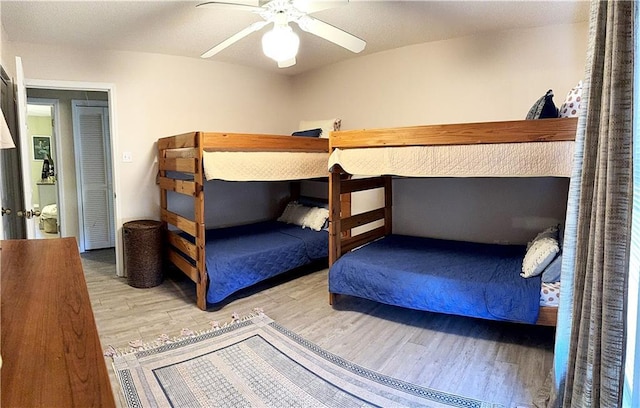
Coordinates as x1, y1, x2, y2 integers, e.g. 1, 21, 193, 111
1, 238, 115, 407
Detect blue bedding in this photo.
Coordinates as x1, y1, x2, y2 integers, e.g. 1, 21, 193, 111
205, 221, 327, 304
329, 234, 541, 323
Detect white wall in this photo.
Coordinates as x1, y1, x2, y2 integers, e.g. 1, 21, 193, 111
292, 22, 588, 244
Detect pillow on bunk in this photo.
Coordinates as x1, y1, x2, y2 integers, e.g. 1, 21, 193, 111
526, 90, 559, 120
300, 206, 330, 231
521, 237, 560, 278
298, 118, 341, 139
541, 254, 563, 283
559, 81, 583, 118
298, 197, 330, 229
292, 128, 322, 137
278, 201, 302, 223
277, 202, 329, 231
527, 224, 560, 250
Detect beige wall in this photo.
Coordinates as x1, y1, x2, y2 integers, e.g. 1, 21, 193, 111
292, 23, 588, 127
292, 22, 588, 244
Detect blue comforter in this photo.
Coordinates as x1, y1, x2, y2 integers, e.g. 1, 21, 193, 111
205, 221, 327, 304
329, 234, 541, 323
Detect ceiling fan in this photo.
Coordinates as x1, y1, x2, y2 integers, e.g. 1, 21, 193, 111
197, 0, 366, 68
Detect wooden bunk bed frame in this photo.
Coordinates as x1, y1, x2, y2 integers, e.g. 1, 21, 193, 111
327, 117, 579, 326
158, 131, 328, 310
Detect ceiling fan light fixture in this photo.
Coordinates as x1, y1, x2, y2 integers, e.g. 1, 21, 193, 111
261, 24, 300, 63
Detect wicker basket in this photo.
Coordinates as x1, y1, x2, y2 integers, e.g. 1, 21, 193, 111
123, 220, 163, 288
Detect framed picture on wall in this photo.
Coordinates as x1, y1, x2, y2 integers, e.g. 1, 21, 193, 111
32, 135, 51, 160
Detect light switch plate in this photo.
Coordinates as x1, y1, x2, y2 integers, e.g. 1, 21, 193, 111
122, 151, 133, 162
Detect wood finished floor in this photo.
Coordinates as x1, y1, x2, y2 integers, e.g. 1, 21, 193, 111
82, 248, 555, 408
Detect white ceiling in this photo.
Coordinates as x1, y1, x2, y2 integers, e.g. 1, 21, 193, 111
1, 0, 589, 76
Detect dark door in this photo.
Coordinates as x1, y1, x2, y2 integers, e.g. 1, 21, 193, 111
1, 66, 26, 239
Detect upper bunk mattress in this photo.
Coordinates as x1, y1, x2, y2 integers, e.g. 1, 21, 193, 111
328, 141, 574, 177
329, 234, 541, 323
205, 221, 328, 304
204, 151, 328, 181
164, 149, 328, 181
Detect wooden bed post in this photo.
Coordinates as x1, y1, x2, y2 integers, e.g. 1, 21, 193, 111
329, 168, 342, 267
158, 142, 168, 265
328, 165, 343, 306
341, 174, 352, 239
194, 131, 207, 311
384, 176, 392, 235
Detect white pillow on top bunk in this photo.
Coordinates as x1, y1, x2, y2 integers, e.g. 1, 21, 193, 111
298, 118, 341, 139
278, 202, 329, 231
521, 225, 560, 278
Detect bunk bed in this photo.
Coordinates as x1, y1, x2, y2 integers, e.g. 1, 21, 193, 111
158, 131, 330, 310
327, 118, 578, 326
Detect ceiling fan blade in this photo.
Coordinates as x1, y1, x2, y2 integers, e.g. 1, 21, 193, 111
278, 57, 296, 68
201, 21, 269, 58
292, 0, 348, 14
297, 16, 365, 53
196, 1, 263, 12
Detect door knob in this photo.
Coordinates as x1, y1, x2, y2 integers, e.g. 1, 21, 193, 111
16, 209, 41, 219
1, 208, 10, 216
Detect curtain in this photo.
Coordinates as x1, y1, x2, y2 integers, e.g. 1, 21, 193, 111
548, 1, 635, 407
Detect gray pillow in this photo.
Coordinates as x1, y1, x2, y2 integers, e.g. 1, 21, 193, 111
541, 254, 562, 283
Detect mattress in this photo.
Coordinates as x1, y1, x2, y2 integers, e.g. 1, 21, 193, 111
328, 141, 574, 177
205, 221, 328, 303
165, 149, 328, 181
203, 151, 328, 181
329, 234, 542, 324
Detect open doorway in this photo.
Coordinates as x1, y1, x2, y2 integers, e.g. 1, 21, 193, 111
25, 88, 114, 251
26, 99, 60, 239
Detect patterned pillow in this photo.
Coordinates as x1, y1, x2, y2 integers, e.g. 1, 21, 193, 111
559, 81, 583, 118
526, 90, 559, 120
540, 282, 561, 306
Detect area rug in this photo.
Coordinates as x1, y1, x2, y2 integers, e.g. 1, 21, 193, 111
109, 312, 503, 408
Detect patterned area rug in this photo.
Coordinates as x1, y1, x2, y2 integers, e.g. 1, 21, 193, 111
110, 313, 503, 407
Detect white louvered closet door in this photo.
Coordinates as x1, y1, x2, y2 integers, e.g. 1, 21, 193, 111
73, 105, 114, 250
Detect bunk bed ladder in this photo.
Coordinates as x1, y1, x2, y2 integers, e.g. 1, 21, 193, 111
329, 165, 392, 304
157, 131, 208, 311
194, 131, 206, 310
